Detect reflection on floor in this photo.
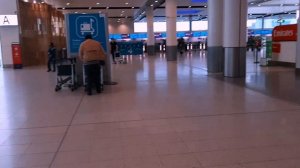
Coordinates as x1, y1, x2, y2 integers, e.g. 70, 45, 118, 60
0, 51, 300, 168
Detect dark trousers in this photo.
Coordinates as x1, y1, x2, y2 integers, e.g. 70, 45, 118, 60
111, 51, 116, 62
84, 63, 100, 92
47, 56, 56, 71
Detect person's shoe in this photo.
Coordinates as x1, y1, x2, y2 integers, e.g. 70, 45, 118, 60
52, 70, 56, 72
47, 69, 51, 72
87, 91, 92, 96
96, 88, 101, 93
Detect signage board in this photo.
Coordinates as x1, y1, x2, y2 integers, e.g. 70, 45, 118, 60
0, 15, 18, 26
272, 24, 297, 42
66, 13, 108, 57
272, 43, 281, 53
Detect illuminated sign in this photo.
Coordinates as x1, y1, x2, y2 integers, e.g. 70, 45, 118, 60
272, 24, 297, 42
0, 15, 18, 26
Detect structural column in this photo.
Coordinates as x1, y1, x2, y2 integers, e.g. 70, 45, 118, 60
165, 0, 177, 61
146, 6, 155, 55
207, 0, 224, 73
223, 0, 248, 77
296, 4, 300, 73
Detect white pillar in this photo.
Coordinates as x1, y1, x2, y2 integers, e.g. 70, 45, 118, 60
165, 0, 177, 61
207, 0, 224, 73
296, 3, 300, 72
223, 0, 247, 77
146, 6, 155, 55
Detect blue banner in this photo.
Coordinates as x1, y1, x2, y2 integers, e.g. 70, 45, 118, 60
66, 13, 108, 56
118, 42, 144, 55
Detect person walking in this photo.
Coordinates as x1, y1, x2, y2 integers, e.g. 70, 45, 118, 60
79, 34, 106, 95
110, 38, 118, 64
47, 42, 56, 72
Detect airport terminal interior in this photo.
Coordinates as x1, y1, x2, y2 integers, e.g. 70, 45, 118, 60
1, 0, 300, 167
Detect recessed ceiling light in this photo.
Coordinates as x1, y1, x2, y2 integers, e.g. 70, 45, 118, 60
150, 4, 153, 6
89, 7, 92, 9
204, 6, 207, 8
122, 11, 125, 13
41, 1, 45, 3
62, 7, 65, 9
33, 0, 36, 3
66, 2, 70, 5
155, 0, 158, 2
96, 3, 100, 5
125, 2, 129, 5
106, 7, 109, 9
132, 7, 135, 9
189, 6, 191, 8
75, 12, 78, 13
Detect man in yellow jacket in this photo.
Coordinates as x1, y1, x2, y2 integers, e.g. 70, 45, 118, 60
79, 34, 106, 95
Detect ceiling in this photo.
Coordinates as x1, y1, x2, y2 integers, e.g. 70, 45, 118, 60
26, 0, 299, 22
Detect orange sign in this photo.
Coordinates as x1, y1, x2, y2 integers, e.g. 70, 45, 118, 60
11, 43, 22, 69
272, 43, 281, 53
272, 24, 297, 42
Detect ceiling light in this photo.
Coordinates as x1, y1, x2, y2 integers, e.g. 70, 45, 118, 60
66, 2, 70, 5
75, 12, 78, 13
106, 7, 109, 9
150, 4, 153, 6
89, 7, 92, 9
41, 1, 45, 3
189, 6, 191, 8
62, 7, 65, 10
122, 11, 125, 13
132, 7, 135, 9
96, 3, 100, 5
33, 0, 36, 3
125, 2, 129, 5
155, 0, 158, 2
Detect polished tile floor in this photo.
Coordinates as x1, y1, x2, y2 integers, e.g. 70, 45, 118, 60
1, 51, 300, 168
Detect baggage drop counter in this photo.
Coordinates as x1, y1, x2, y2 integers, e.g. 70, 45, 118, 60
270, 24, 297, 66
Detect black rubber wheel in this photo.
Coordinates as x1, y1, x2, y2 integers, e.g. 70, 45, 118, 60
55, 86, 61, 92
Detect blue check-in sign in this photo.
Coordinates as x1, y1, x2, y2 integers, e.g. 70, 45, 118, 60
75, 16, 98, 37
66, 13, 108, 57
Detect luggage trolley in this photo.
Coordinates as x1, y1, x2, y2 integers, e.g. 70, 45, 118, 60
115, 52, 127, 64
55, 58, 77, 92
